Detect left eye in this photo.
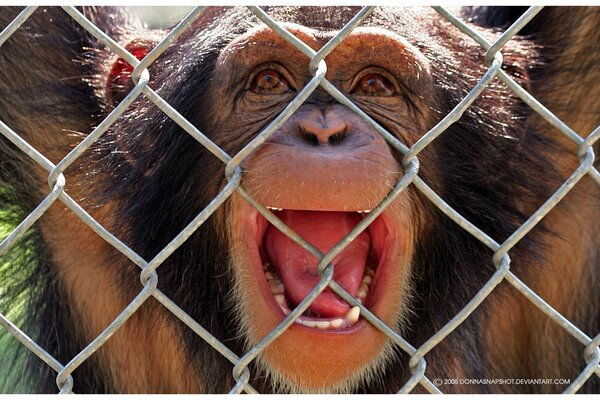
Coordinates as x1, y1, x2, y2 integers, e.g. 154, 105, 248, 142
250, 69, 292, 95
353, 73, 395, 97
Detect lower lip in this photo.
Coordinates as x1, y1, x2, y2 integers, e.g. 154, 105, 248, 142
267, 295, 370, 335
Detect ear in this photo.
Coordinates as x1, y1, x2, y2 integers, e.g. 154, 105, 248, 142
106, 39, 154, 105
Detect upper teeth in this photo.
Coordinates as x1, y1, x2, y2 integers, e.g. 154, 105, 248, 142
266, 206, 283, 211
356, 210, 372, 214
264, 263, 374, 330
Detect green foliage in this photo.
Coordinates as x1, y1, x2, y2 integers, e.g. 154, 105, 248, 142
0, 188, 37, 393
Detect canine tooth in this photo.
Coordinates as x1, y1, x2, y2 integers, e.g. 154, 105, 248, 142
330, 318, 344, 329
346, 306, 360, 324
315, 321, 331, 330
276, 301, 290, 315
280, 304, 291, 314
274, 294, 286, 305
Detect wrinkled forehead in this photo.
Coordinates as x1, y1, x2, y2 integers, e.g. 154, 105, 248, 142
218, 23, 324, 63
217, 22, 431, 80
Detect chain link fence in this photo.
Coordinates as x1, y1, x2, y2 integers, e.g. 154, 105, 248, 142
0, 5, 598, 394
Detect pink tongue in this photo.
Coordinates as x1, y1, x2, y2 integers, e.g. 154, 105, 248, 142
264, 211, 370, 318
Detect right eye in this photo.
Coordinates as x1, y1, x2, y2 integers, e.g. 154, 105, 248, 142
352, 73, 396, 97
250, 69, 293, 95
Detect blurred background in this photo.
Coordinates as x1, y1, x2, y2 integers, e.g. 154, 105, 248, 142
130, 7, 194, 28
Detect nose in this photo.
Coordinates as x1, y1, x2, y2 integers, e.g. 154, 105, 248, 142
297, 107, 348, 146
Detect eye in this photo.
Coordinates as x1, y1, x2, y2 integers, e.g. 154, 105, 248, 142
250, 69, 292, 95
353, 73, 396, 97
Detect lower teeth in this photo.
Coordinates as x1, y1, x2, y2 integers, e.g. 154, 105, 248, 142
264, 263, 373, 330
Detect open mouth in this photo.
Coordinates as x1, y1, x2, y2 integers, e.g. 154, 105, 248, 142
243, 206, 396, 333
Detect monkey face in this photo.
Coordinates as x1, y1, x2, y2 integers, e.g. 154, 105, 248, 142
207, 23, 434, 391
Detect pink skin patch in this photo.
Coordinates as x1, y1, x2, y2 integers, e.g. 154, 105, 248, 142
108, 46, 150, 87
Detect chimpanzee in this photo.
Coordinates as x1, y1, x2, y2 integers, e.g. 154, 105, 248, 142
0, 6, 598, 394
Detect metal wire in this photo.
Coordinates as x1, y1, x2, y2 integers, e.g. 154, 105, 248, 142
0, 5, 597, 394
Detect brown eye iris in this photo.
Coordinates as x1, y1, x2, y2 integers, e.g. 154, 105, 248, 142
355, 73, 395, 97
250, 69, 292, 95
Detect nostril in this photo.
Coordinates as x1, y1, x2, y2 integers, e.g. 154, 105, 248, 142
300, 129, 320, 146
328, 129, 347, 145
299, 126, 348, 146
295, 107, 350, 146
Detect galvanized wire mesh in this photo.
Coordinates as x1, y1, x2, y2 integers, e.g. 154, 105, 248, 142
0, 5, 598, 394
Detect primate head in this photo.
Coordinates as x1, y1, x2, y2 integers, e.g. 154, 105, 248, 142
99, 7, 544, 392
